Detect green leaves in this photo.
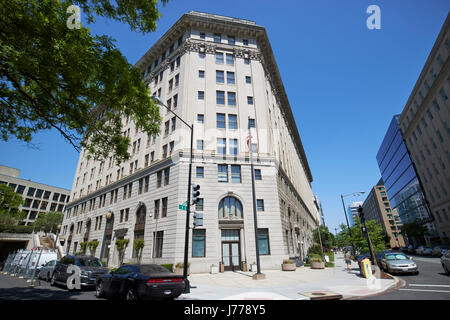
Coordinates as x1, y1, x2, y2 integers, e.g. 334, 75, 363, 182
0, 0, 164, 164
335, 221, 389, 253
33, 211, 63, 233
0, 184, 25, 225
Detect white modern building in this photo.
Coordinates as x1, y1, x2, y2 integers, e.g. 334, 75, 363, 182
59, 11, 320, 273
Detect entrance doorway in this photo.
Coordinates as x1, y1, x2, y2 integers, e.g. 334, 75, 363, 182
221, 229, 241, 271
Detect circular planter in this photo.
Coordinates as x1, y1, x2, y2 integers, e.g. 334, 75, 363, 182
281, 263, 296, 271
310, 261, 325, 269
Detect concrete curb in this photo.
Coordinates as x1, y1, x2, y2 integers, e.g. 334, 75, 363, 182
345, 272, 405, 300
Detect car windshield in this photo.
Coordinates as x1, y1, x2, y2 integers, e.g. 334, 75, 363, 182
139, 265, 170, 275
385, 254, 408, 261
78, 258, 103, 267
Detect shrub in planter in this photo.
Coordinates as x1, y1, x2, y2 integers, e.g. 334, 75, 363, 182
282, 259, 296, 271
174, 262, 191, 275
310, 257, 325, 269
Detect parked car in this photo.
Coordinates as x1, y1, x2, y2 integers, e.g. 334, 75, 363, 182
407, 245, 416, 254
442, 249, 449, 256
95, 264, 185, 300
38, 259, 57, 281
380, 252, 418, 275
51, 255, 109, 289
432, 246, 450, 257
441, 251, 450, 274
416, 246, 433, 255
399, 246, 409, 253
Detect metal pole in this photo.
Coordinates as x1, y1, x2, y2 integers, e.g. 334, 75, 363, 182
341, 195, 356, 257
248, 124, 264, 279
183, 124, 194, 293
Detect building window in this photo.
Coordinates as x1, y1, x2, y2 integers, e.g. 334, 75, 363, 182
200, 32, 205, 40
199, 70, 205, 78
245, 76, 252, 84
226, 53, 234, 66
195, 198, 204, 211
153, 231, 164, 258
243, 39, 249, 46
231, 165, 241, 183
217, 138, 226, 154
197, 140, 204, 151
192, 229, 206, 257
218, 196, 243, 219
244, 57, 250, 65
248, 118, 255, 128
197, 114, 204, 124
228, 114, 237, 129
216, 91, 225, 105
216, 52, 224, 64
161, 197, 168, 218
154, 199, 160, 219
196, 167, 204, 178
257, 229, 270, 255
162, 144, 168, 159
198, 91, 205, 100
164, 167, 170, 186
227, 71, 235, 84
218, 164, 228, 183
214, 33, 221, 43
217, 113, 226, 129
254, 169, 262, 180
229, 139, 238, 155
199, 52, 205, 59
227, 92, 236, 106
257, 199, 265, 211
227, 35, 235, 45
157, 171, 162, 188
247, 96, 254, 105
216, 70, 224, 83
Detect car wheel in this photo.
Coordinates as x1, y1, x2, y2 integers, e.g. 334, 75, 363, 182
95, 281, 105, 298
125, 288, 138, 301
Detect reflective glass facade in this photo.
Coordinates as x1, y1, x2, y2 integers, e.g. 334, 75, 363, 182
376, 116, 429, 225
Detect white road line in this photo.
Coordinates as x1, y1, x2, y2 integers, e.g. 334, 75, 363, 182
408, 284, 450, 288
400, 288, 450, 293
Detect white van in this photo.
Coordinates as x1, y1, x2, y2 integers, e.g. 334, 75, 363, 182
27, 249, 58, 276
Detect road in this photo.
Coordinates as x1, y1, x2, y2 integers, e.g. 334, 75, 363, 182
363, 254, 450, 300
0, 272, 100, 300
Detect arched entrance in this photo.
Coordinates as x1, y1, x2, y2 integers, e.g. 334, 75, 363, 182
218, 196, 243, 271
133, 203, 146, 261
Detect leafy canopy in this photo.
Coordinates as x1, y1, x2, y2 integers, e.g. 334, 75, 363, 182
0, 184, 25, 225
0, 0, 168, 163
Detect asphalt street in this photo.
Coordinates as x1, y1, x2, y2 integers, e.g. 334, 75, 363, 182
362, 254, 450, 300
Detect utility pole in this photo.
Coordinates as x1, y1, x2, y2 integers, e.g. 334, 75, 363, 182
358, 206, 380, 277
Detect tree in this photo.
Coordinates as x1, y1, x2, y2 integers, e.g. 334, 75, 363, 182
400, 220, 429, 246
133, 238, 145, 264
335, 221, 388, 254
0, 184, 25, 225
33, 211, 63, 234
115, 238, 129, 266
88, 239, 99, 256
313, 225, 335, 250
0, 0, 169, 163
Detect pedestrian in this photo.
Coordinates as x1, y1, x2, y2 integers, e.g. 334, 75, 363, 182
344, 250, 352, 271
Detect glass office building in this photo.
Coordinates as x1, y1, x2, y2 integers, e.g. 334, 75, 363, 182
376, 115, 432, 230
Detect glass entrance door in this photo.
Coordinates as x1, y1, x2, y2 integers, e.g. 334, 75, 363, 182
221, 229, 241, 271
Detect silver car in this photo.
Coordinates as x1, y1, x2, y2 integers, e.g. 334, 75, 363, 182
38, 259, 57, 281
432, 246, 450, 257
380, 253, 419, 275
441, 251, 450, 274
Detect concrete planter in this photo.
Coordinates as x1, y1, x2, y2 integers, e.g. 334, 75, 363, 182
174, 267, 190, 276
210, 265, 219, 274
281, 263, 296, 271
310, 261, 325, 269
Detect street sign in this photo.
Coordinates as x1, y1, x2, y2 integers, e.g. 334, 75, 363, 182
179, 201, 188, 211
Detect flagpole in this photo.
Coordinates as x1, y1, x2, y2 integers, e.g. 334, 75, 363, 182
248, 116, 265, 280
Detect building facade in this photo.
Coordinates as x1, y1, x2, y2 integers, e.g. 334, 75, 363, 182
59, 12, 319, 272
376, 115, 438, 245
347, 202, 363, 227
0, 165, 71, 225
397, 13, 450, 244
362, 180, 405, 249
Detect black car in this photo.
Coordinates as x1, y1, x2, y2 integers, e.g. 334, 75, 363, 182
95, 264, 185, 300
50, 255, 109, 289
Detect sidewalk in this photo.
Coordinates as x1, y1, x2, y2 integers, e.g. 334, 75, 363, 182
178, 253, 399, 300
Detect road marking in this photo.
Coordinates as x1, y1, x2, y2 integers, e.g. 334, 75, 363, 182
408, 284, 450, 288
400, 288, 450, 293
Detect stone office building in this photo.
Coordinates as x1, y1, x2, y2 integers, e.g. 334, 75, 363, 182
59, 11, 320, 272
397, 13, 450, 243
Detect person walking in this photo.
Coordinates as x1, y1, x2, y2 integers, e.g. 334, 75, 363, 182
344, 250, 352, 271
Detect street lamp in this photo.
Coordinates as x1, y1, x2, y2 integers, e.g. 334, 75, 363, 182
340, 191, 365, 257
151, 96, 194, 293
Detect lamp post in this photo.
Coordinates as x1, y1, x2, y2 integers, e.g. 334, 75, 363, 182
151, 96, 194, 293
340, 191, 365, 257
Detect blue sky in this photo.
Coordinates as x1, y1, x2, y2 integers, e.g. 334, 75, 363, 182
0, 0, 448, 234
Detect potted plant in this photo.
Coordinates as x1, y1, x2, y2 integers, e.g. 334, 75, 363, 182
133, 239, 145, 264
310, 257, 325, 269
79, 241, 88, 254
210, 264, 219, 274
115, 238, 130, 266
282, 259, 296, 271
174, 262, 190, 276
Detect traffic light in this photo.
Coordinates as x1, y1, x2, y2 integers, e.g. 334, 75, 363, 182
192, 184, 200, 205
358, 206, 365, 223
193, 212, 203, 228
